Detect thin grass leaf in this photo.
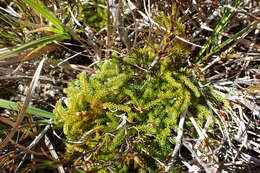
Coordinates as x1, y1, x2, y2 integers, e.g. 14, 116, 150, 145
194, 0, 242, 63
0, 34, 69, 60
0, 10, 16, 26
26, 26, 61, 34
196, 21, 258, 64
0, 58, 46, 148
0, 98, 54, 119
23, 0, 65, 32
0, 32, 20, 41
13, 125, 51, 173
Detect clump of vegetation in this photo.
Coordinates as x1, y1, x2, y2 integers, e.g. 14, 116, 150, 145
54, 44, 211, 172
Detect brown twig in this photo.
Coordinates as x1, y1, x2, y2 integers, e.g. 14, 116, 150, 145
9, 139, 43, 156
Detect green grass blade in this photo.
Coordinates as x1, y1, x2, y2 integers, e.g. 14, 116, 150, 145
0, 32, 20, 42
0, 98, 54, 119
196, 21, 258, 65
0, 10, 17, 26
23, 0, 65, 32
194, 0, 242, 63
37, 26, 62, 34
0, 34, 69, 59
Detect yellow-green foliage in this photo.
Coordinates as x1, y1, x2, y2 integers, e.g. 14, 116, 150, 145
53, 6, 211, 172
53, 50, 211, 172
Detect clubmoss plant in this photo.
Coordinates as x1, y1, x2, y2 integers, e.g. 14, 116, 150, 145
52, 5, 215, 171
53, 47, 213, 172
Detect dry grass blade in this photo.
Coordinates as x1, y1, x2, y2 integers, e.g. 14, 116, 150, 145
45, 135, 65, 173
0, 44, 60, 66
183, 141, 214, 173
0, 117, 16, 127
164, 109, 187, 172
106, 0, 115, 57
0, 58, 45, 148
14, 125, 51, 173
9, 139, 43, 156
